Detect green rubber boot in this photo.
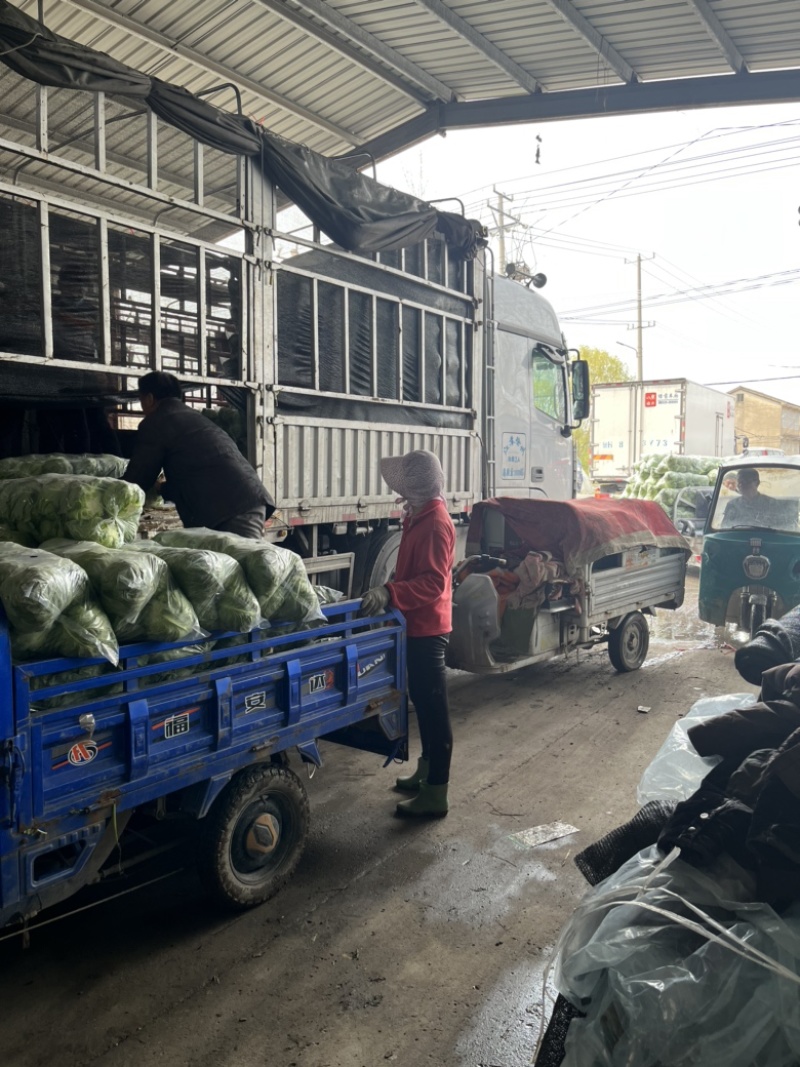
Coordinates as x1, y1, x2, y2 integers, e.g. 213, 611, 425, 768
395, 757, 429, 793
395, 782, 449, 819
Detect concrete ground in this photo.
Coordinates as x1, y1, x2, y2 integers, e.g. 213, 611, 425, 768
0, 578, 758, 1067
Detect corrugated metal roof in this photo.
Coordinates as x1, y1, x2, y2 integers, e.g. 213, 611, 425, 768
7, 0, 800, 159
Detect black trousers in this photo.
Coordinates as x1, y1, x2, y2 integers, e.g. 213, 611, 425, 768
214, 506, 267, 539
407, 635, 452, 786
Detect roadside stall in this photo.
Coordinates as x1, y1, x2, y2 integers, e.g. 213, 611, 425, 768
448, 496, 690, 675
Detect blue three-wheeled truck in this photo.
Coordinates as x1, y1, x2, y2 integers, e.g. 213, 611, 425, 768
0, 602, 406, 932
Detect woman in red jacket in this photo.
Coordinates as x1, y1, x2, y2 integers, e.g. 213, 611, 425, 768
360, 450, 456, 818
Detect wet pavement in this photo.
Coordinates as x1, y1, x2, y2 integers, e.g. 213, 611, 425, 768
648, 574, 717, 646
0, 575, 756, 1067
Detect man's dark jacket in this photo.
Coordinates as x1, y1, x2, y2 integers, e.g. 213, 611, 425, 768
124, 398, 274, 529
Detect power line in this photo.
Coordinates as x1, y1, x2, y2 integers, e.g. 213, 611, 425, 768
642, 264, 755, 329
453, 118, 800, 204
560, 268, 800, 318
461, 127, 800, 217
704, 375, 800, 385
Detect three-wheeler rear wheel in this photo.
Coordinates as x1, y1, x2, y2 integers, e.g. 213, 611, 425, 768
198, 764, 310, 910
607, 611, 650, 672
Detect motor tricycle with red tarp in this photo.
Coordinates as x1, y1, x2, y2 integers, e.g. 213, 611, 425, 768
448, 496, 689, 674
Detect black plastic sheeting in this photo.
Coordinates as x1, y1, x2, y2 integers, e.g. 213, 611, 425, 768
735, 605, 800, 687
0, 1, 486, 259
533, 800, 677, 1067
273, 244, 471, 426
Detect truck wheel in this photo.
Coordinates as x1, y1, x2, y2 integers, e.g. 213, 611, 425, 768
353, 529, 403, 595
608, 612, 650, 672
198, 764, 310, 910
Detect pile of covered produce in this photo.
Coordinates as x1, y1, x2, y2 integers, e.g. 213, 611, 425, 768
541, 684, 800, 1067
0, 458, 327, 688
155, 529, 322, 625
128, 542, 262, 634
0, 453, 128, 479
620, 454, 720, 517
41, 540, 204, 644
0, 543, 119, 663
0, 474, 145, 548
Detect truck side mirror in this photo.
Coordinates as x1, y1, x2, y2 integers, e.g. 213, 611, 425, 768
571, 360, 590, 424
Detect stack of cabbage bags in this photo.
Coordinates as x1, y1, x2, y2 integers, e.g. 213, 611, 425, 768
129, 542, 262, 633
621, 454, 720, 518
0, 453, 127, 479
155, 529, 323, 624
0, 474, 144, 548
0, 543, 118, 663
41, 540, 204, 644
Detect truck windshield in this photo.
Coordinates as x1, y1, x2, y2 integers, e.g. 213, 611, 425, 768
709, 466, 800, 533
532, 348, 566, 423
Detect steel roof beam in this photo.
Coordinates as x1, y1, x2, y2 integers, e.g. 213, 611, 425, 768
359, 69, 800, 160
58, 0, 359, 145
683, 0, 749, 74
412, 0, 542, 94
258, 0, 455, 103
539, 0, 639, 84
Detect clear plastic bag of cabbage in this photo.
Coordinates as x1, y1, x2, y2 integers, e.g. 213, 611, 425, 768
41, 539, 204, 644
29, 664, 123, 711
654, 487, 679, 511
130, 542, 262, 634
154, 529, 324, 624
0, 543, 118, 663
0, 525, 35, 547
136, 643, 214, 687
0, 453, 128, 480
67, 454, 128, 478
315, 585, 346, 605
0, 454, 71, 479
0, 474, 144, 548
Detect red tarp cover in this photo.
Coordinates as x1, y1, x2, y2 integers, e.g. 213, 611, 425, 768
468, 497, 690, 572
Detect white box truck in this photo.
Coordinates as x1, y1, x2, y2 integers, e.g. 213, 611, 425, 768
590, 379, 735, 489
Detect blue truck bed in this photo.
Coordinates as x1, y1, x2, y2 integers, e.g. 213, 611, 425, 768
0, 602, 407, 928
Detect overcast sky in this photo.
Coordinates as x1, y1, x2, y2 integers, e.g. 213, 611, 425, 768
375, 101, 799, 405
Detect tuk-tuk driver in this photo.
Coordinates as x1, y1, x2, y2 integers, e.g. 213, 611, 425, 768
721, 468, 775, 528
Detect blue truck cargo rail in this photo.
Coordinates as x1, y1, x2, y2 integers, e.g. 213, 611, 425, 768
0, 601, 407, 929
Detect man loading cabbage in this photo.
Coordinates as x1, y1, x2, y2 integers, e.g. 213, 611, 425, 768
123, 372, 275, 539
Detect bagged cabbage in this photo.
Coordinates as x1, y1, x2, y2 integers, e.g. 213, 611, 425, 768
30, 664, 123, 711
136, 643, 214, 686
67, 454, 128, 478
315, 585, 346, 605
130, 542, 261, 634
0, 524, 35, 547
155, 529, 323, 624
0, 474, 144, 548
0, 543, 118, 663
41, 539, 203, 644
0, 455, 71, 478
0, 453, 127, 480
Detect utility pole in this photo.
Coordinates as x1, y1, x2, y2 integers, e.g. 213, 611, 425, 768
491, 187, 519, 271
624, 252, 655, 381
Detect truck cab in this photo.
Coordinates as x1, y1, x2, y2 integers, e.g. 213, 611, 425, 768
490, 275, 589, 503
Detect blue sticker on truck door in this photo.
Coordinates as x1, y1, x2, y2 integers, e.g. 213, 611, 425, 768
501, 433, 526, 479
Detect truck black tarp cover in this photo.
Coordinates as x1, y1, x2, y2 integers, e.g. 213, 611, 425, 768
0, 0, 485, 258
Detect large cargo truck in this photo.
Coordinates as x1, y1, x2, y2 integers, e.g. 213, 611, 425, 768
590, 379, 735, 490
0, 39, 589, 593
